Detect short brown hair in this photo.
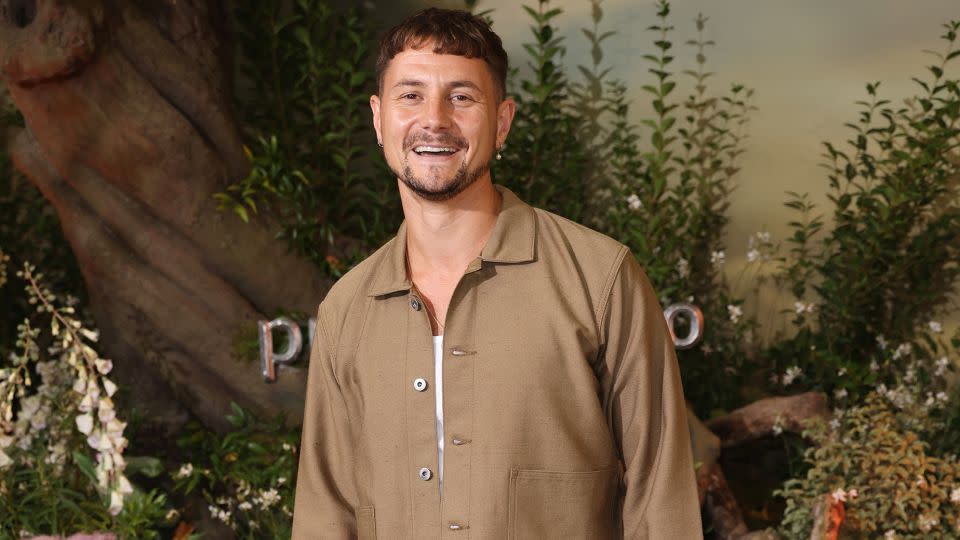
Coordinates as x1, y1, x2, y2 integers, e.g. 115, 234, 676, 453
375, 8, 509, 101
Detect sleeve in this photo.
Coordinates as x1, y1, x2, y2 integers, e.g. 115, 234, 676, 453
292, 304, 359, 539
598, 250, 703, 539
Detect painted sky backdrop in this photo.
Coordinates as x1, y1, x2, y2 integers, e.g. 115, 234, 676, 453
475, 0, 958, 258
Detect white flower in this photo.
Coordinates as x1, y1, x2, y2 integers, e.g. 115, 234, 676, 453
870, 360, 880, 372
757, 231, 771, 243
876, 335, 888, 350
782, 365, 803, 386
0, 449, 11, 469
165, 509, 180, 522
676, 258, 689, 279
260, 488, 281, 509
904, 367, 916, 384
935, 356, 950, 377
951, 487, 960, 503
95, 358, 113, 375
794, 301, 815, 314
109, 490, 124, 516
884, 531, 897, 540
746, 249, 760, 263
837, 367, 847, 377
771, 414, 784, 436
277, 476, 287, 485
893, 343, 912, 360
727, 305, 743, 324
834, 388, 848, 399
937, 391, 948, 403
117, 474, 133, 495
831, 488, 846, 502
72, 377, 87, 395
75, 413, 94, 435
176, 463, 194, 479
830, 418, 841, 430
919, 514, 938, 532
710, 250, 726, 267
929, 321, 943, 334
626, 194, 642, 210
239, 501, 253, 511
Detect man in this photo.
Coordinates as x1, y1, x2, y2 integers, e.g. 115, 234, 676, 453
293, 8, 701, 539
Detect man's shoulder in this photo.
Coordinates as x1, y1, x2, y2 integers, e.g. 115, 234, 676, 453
532, 206, 629, 264
317, 236, 398, 319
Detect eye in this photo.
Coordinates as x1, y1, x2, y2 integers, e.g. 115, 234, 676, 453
451, 94, 475, 104
399, 92, 420, 101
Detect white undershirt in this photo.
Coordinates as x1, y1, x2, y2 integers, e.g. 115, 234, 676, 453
433, 335, 445, 497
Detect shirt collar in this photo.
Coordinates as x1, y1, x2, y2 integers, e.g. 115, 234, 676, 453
368, 185, 537, 297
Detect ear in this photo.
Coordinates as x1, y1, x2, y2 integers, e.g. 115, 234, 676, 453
495, 97, 517, 147
370, 94, 383, 145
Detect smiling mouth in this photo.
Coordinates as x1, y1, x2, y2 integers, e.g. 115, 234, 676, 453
413, 146, 459, 156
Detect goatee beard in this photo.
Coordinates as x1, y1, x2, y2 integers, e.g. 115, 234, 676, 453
395, 161, 489, 202
392, 132, 490, 201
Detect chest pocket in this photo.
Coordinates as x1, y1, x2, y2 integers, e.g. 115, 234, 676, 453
507, 467, 619, 539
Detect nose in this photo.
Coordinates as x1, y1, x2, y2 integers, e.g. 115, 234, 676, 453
421, 96, 453, 131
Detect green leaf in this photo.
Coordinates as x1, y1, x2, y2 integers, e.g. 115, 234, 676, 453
126, 456, 165, 478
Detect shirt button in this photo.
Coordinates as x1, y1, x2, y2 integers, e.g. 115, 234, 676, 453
419, 467, 432, 481
448, 522, 465, 530
451, 438, 468, 446
410, 297, 422, 311
413, 378, 428, 392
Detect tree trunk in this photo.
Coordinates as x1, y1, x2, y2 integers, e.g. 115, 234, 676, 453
0, 0, 329, 430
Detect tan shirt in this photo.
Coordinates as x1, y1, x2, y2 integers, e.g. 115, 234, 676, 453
292, 187, 702, 539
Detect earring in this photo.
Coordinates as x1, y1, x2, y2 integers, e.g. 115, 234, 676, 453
496, 144, 503, 160
377, 141, 383, 148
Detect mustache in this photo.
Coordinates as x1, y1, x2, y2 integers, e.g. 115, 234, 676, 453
403, 133, 468, 151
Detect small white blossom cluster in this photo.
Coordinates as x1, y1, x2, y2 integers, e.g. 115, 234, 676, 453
746, 231, 773, 263
929, 320, 943, 334
0, 263, 133, 515
780, 365, 803, 386
676, 258, 689, 279
771, 414, 785, 436
892, 343, 912, 361
727, 304, 742, 324
0, 360, 73, 471
208, 477, 293, 532
625, 193, 642, 211
830, 486, 859, 503
793, 301, 815, 315
710, 250, 725, 267
919, 513, 939, 533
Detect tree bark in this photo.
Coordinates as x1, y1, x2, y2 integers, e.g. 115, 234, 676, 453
0, 0, 329, 430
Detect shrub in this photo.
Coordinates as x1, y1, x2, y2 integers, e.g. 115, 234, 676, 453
778, 393, 960, 539
173, 404, 298, 539
0, 250, 171, 538
768, 20, 960, 404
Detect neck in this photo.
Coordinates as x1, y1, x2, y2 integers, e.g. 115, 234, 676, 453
400, 177, 501, 279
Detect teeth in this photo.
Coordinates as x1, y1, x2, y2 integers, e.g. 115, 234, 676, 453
415, 146, 456, 153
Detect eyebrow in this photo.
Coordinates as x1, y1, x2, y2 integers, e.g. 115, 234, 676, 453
392, 79, 483, 93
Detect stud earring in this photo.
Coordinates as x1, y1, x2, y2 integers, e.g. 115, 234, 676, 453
377, 140, 383, 148
496, 143, 504, 160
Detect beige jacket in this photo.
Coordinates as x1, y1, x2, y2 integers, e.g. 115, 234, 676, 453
292, 187, 702, 539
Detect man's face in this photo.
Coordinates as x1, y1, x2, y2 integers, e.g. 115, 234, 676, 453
371, 45, 515, 202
